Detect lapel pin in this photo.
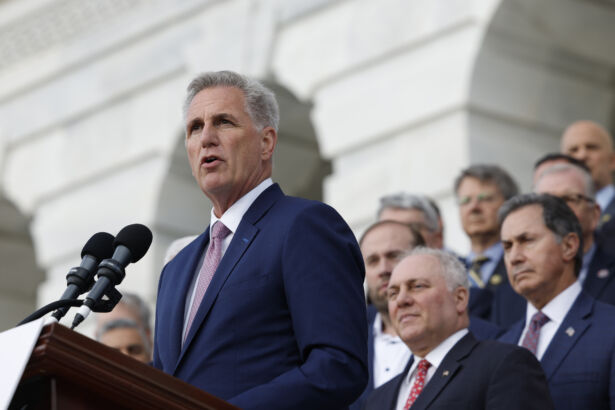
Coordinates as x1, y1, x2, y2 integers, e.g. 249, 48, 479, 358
565, 327, 575, 337
242, 238, 249, 243
442, 370, 449, 377
489, 274, 503, 286
601, 214, 611, 224
598, 269, 610, 279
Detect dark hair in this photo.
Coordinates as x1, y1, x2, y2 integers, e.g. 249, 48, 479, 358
454, 164, 519, 200
498, 193, 583, 276
533, 153, 590, 173
359, 220, 426, 248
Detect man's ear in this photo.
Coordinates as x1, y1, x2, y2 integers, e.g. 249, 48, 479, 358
561, 232, 580, 262
454, 286, 469, 314
261, 127, 277, 161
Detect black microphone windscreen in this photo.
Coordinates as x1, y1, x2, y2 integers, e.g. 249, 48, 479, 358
81, 232, 115, 259
113, 224, 153, 263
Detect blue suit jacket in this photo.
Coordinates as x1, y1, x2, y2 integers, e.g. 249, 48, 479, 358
362, 333, 553, 410
350, 307, 503, 410
597, 195, 615, 235
584, 241, 615, 306
468, 256, 526, 327
499, 292, 615, 410
153, 184, 368, 409
596, 196, 615, 259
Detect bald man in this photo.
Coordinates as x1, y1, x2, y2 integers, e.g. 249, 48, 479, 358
561, 121, 615, 230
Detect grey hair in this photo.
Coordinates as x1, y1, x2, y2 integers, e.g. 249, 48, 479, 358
377, 193, 440, 231
498, 193, 583, 276
402, 246, 470, 291
454, 164, 519, 200
95, 318, 152, 355
183, 70, 280, 132
536, 163, 596, 199
119, 292, 152, 333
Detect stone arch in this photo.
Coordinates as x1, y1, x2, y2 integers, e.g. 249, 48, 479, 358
152, 81, 329, 270
0, 195, 44, 331
467, 0, 615, 191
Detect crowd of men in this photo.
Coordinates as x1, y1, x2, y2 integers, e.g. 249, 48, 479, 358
354, 119, 615, 409
92, 71, 615, 409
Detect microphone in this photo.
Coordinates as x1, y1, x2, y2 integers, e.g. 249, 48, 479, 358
71, 224, 153, 329
50, 232, 115, 321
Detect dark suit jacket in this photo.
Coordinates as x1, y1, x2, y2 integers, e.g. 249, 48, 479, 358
499, 292, 615, 410
363, 333, 553, 410
153, 184, 368, 409
584, 242, 615, 306
596, 196, 615, 257
597, 195, 615, 234
350, 308, 504, 410
468, 256, 526, 327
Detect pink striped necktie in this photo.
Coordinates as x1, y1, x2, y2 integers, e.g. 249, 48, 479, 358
521, 310, 550, 356
184, 221, 231, 342
404, 359, 431, 409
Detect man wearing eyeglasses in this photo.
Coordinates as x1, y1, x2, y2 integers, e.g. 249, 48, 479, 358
454, 165, 526, 327
535, 163, 615, 305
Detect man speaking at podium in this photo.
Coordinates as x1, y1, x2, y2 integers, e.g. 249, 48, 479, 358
153, 71, 368, 409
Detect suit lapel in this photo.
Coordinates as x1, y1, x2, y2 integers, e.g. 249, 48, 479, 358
165, 230, 209, 365
583, 245, 615, 299
386, 357, 415, 410
500, 320, 525, 345
411, 333, 477, 410
540, 292, 593, 381
486, 257, 508, 290
174, 184, 283, 370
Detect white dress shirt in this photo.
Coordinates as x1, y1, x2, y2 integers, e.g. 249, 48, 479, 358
372, 313, 412, 388
395, 329, 469, 410
182, 178, 273, 337
517, 281, 581, 360
596, 184, 615, 214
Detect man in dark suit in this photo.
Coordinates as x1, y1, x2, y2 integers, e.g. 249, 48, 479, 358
364, 247, 552, 410
535, 162, 615, 305
498, 193, 615, 410
353, 221, 503, 410
152, 71, 368, 409
454, 165, 525, 326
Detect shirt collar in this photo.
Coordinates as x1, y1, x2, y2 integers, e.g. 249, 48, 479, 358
373, 311, 385, 337
373, 312, 403, 343
596, 184, 615, 212
467, 242, 503, 265
209, 178, 273, 238
525, 281, 581, 328
407, 328, 469, 381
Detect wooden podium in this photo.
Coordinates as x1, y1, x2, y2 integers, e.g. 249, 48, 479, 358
10, 323, 238, 409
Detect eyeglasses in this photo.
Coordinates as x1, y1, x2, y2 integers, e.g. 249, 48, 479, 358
557, 193, 594, 206
457, 193, 500, 206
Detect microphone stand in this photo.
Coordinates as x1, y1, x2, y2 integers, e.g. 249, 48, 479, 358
18, 299, 83, 326
17, 289, 123, 328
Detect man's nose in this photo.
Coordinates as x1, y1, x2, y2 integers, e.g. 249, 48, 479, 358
467, 197, 483, 211
396, 287, 413, 307
199, 123, 218, 146
507, 244, 524, 265
574, 147, 588, 161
